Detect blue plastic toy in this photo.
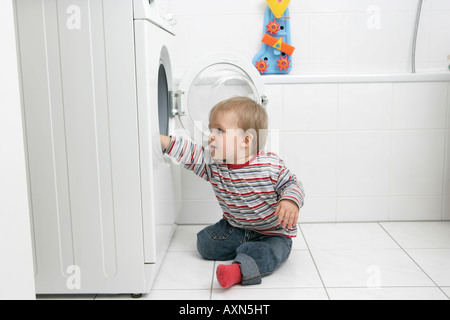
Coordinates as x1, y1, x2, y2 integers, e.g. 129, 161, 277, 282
253, 0, 295, 74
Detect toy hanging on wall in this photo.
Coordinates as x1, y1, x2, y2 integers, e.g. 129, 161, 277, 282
253, 0, 295, 74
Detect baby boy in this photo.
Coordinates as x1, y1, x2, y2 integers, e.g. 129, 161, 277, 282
160, 96, 304, 288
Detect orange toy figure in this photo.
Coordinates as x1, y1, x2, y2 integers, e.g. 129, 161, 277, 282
266, 19, 280, 35
255, 58, 269, 74
276, 56, 291, 72
253, 0, 295, 74
261, 34, 295, 56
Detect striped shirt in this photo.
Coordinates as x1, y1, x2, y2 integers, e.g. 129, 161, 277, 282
165, 136, 305, 237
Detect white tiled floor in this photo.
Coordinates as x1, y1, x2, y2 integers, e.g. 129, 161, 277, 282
38, 221, 450, 300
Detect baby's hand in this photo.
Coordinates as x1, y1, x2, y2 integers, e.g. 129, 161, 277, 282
275, 199, 299, 230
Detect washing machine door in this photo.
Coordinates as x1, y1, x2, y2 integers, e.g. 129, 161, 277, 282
175, 53, 268, 145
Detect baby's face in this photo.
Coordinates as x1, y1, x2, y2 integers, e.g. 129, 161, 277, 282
208, 111, 248, 164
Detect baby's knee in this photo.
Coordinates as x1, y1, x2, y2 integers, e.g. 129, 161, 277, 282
196, 228, 217, 260
196, 228, 237, 261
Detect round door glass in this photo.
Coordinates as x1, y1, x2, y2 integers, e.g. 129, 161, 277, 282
186, 63, 259, 134
158, 64, 169, 136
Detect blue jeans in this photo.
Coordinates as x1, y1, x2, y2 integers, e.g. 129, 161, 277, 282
197, 218, 292, 285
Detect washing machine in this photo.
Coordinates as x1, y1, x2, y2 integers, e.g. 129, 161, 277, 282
15, 0, 266, 295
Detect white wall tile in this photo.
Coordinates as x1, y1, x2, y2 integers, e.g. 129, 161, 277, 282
415, 11, 432, 69
265, 85, 284, 155
284, 84, 338, 131
284, 132, 337, 198
390, 130, 446, 196
337, 132, 390, 197
432, 0, 450, 10
306, 63, 349, 75
226, 0, 267, 15
229, 14, 264, 62
389, 0, 423, 11
444, 196, 450, 220
186, 15, 232, 64
429, 11, 450, 63
387, 62, 412, 74
266, 129, 282, 155
447, 87, 450, 206
389, 196, 443, 220
174, 79, 449, 223
169, 1, 450, 223
264, 84, 283, 130
289, 14, 310, 68
299, 197, 336, 223
337, 197, 389, 221
393, 82, 448, 129
170, 0, 229, 16
309, 0, 349, 13
348, 12, 390, 64
338, 83, 392, 130
388, 12, 423, 66
348, 0, 390, 12
347, 62, 390, 74
181, 169, 215, 200
289, 0, 311, 14
448, 83, 450, 128
177, 200, 222, 225
309, 13, 349, 65
170, 0, 450, 76
445, 129, 450, 196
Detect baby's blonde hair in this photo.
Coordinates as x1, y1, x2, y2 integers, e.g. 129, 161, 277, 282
209, 96, 268, 152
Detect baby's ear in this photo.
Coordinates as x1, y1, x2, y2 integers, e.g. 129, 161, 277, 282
242, 132, 254, 148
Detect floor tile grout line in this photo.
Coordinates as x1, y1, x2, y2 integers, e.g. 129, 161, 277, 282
325, 285, 443, 289
377, 222, 448, 298
298, 220, 450, 225
149, 284, 449, 290
209, 261, 216, 300
298, 224, 331, 300
440, 288, 450, 300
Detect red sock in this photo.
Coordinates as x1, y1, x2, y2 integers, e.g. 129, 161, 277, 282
216, 263, 242, 288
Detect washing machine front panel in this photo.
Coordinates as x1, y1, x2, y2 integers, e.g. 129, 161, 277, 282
176, 53, 267, 146
133, 0, 176, 35
16, 0, 147, 293
134, 20, 179, 266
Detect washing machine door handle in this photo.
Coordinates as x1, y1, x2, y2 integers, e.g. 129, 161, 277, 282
261, 94, 269, 108
170, 90, 187, 117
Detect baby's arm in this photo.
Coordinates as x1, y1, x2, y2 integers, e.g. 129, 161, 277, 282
160, 135, 210, 181
275, 199, 299, 230
274, 162, 305, 229
160, 135, 171, 151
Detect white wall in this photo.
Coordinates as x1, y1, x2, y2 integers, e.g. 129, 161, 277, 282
169, 0, 450, 77
268, 80, 450, 222
177, 79, 450, 224
0, 0, 36, 300
169, 0, 450, 224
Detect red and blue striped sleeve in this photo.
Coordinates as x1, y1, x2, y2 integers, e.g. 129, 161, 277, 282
275, 161, 305, 210
164, 136, 210, 181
